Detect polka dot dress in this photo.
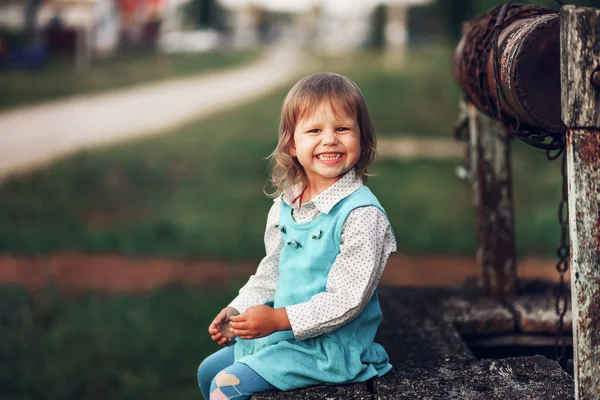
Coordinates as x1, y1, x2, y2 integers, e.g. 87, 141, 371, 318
229, 169, 396, 340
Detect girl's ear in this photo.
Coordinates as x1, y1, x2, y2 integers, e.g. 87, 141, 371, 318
289, 140, 297, 157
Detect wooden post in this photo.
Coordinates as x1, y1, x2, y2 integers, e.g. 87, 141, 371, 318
75, 26, 90, 72
561, 6, 600, 399
385, 2, 408, 62
467, 102, 517, 299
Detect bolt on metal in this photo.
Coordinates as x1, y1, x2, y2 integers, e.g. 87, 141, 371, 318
592, 68, 600, 88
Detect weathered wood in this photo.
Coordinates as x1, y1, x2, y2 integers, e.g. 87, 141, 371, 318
566, 129, 600, 398
560, 6, 600, 128
252, 383, 371, 400
509, 295, 572, 334
443, 293, 515, 336
561, 6, 600, 399
455, 100, 475, 184
468, 103, 517, 299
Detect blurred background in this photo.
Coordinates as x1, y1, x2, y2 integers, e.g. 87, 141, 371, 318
1, 0, 599, 398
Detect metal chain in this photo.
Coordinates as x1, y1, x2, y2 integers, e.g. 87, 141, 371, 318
494, 0, 569, 361
548, 0, 569, 363
546, 144, 570, 363
457, 0, 570, 362
458, 1, 568, 150
488, 1, 567, 149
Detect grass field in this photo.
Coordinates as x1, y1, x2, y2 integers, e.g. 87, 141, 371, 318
0, 50, 257, 111
0, 46, 569, 399
0, 47, 565, 259
0, 283, 241, 399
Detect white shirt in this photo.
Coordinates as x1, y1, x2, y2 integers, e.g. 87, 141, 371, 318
229, 169, 397, 341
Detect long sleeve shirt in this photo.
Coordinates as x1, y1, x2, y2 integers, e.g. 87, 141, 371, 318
229, 169, 397, 341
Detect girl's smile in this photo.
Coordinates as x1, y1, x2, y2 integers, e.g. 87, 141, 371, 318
315, 152, 344, 164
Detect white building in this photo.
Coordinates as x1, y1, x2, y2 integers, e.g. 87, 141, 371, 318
217, 0, 431, 53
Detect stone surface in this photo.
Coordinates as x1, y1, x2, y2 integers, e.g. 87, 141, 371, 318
250, 286, 575, 399
374, 356, 574, 399
377, 287, 475, 366
252, 382, 371, 400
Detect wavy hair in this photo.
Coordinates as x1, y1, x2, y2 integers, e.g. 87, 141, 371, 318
267, 72, 377, 197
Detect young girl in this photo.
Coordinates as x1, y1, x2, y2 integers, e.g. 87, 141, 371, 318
197, 72, 396, 400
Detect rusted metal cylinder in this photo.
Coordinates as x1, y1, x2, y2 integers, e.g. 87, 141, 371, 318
454, 12, 565, 133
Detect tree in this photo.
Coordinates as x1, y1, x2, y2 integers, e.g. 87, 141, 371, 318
369, 4, 387, 50
431, 0, 594, 43
433, 0, 476, 42
183, 0, 226, 29
24, 0, 43, 45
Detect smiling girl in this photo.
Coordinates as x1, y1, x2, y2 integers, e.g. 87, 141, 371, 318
197, 72, 396, 400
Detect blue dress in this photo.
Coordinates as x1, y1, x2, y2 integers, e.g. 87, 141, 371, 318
233, 186, 392, 391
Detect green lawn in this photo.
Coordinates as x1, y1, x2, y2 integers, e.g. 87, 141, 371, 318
0, 47, 565, 259
0, 50, 257, 111
341, 47, 462, 137
0, 46, 569, 400
0, 283, 238, 400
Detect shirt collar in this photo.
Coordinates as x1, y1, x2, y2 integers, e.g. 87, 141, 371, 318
281, 169, 363, 214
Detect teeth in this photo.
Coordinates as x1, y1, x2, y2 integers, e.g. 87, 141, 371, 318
317, 154, 342, 161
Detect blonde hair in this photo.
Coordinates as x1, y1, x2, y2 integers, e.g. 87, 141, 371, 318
267, 72, 377, 197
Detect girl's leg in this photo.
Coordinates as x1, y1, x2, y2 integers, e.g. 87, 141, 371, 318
197, 346, 235, 400
209, 362, 276, 400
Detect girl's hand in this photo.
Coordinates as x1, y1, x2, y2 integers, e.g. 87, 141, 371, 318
230, 305, 291, 339
209, 306, 239, 346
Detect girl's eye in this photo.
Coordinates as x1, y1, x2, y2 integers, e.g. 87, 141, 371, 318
336, 127, 349, 132
307, 129, 320, 133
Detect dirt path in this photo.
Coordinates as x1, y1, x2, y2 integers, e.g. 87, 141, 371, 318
0, 47, 303, 179
377, 137, 464, 160
0, 252, 565, 294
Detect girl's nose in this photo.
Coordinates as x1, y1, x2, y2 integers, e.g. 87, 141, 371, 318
322, 129, 338, 145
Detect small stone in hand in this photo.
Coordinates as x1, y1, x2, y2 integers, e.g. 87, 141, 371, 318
219, 320, 236, 340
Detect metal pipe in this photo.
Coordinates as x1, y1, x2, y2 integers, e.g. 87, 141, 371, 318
453, 7, 565, 134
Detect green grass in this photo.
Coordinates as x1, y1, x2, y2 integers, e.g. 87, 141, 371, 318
318, 47, 462, 137
0, 47, 565, 259
0, 284, 239, 399
0, 46, 569, 399
0, 86, 284, 259
0, 50, 258, 111
370, 140, 565, 259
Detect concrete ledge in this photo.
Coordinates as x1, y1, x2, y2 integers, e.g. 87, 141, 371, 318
252, 382, 371, 400
251, 285, 574, 399
375, 356, 574, 399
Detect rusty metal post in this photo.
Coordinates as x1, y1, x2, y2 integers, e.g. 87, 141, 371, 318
561, 5, 600, 399
467, 102, 517, 299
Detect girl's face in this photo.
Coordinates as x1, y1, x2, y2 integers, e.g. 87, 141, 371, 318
290, 100, 360, 191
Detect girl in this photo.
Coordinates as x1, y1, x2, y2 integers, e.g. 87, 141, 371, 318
197, 72, 396, 400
